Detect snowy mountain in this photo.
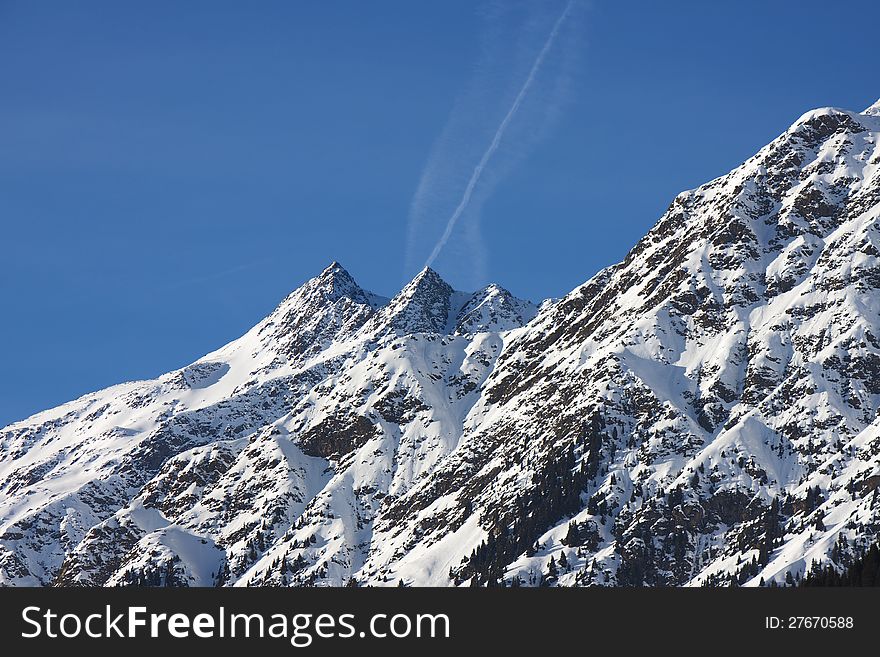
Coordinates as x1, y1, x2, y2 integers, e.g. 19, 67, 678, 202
2, 97, 880, 587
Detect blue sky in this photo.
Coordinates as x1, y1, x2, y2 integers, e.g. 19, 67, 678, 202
2, 0, 878, 426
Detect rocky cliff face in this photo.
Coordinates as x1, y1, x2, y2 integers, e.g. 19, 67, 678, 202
2, 98, 880, 587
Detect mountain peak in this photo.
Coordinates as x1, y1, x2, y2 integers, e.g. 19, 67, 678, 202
411, 265, 446, 285
303, 261, 388, 309
321, 260, 346, 275
454, 284, 538, 334
368, 267, 455, 335
786, 106, 866, 141
362, 271, 538, 336
864, 97, 880, 116
318, 260, 357, 285
396, 266, 456, 306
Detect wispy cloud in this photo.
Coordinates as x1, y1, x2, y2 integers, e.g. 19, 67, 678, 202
404, 0, 582, 288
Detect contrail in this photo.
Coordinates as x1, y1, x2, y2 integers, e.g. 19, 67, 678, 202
423, 0, 575, 269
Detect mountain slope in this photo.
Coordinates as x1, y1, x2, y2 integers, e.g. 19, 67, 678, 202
364, 98, 880, 587
2, 97, 880, 587
0, 263, 537, 586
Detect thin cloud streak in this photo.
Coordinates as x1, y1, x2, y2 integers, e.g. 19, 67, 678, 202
421, 0, 576, 270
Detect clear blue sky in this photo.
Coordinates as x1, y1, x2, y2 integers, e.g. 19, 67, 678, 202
2, 0, 878, 426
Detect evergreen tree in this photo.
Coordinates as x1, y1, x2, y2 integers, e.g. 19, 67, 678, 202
802, 540, 880, 587
457, 441, 589, 585
562, 521, 581, 547
547, 556, 558, 579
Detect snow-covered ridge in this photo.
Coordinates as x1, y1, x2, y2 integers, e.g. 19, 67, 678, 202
2, 96, 880, 588
0, 263, 538, 586
863, 97, 880, 116
358, 266, 539, 337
